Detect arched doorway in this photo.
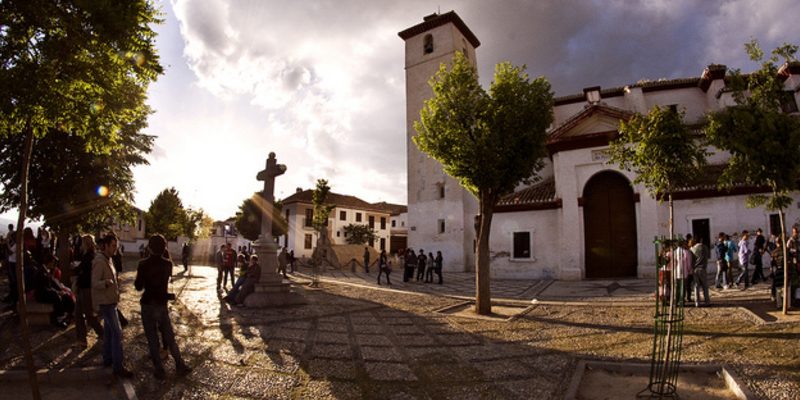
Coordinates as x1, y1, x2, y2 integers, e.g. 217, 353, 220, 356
583, 171, 638, 278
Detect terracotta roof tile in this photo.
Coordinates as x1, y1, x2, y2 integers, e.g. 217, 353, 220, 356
398, 11, 480, 48
498, 177, 557, 207
282, 190, 394, 214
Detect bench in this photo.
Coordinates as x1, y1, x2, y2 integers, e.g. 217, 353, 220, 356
21, 301, 55, 326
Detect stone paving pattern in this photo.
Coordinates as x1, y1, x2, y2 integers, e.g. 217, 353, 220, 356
1, 261, 799, 400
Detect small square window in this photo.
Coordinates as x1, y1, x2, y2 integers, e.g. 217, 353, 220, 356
380, 217, 386, 230
305, 209, 313, 227
391, 220, 396, 228
304, 234, 313, 249
356, 212, 362, 222
512, 231, 531, 259
336, 231, 340, 237
438, 219, 445, 234
339, 210, 346, 221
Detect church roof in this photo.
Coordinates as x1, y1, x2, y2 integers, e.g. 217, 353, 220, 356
398, 11, 481, 48
371, 202, 408, 215
546, 104, 633, 155
669, 164, 772, 200
496, 177, 561, 212
282, 190, 394, 214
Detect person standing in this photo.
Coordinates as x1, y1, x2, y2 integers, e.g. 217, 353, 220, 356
752, 228, 766, 284
736, 230, 751, 289
435, 251, 444, 284
416, 249, 426, 282
134, 235, 191, 380
691, 238, 710, 307
74, 235, 103, 346
363, 247, 371, 273
288, 250, 296, 273
714, 233, 729, 289
277, 247, 289, 279
222, 243, 237, 291
215, 245, 225, 292
377, 249, 391, 285
725, 233, 739, 286
92, 233, 132, 378
181, 242, 190, 274
425, 252, 435, 283
404, 249, 416, 282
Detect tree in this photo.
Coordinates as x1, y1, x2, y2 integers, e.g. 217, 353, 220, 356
145, 187, 192, 241
234, 194, 286, 241
185, 208, 213, 240
312, 179, 335, 232
414, 52, 554, 315
343, 223, 376, 245
0, 2, 162, 397
705, 40, 800, 314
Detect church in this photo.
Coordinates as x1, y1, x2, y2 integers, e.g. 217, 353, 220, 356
399, 11, 800, 280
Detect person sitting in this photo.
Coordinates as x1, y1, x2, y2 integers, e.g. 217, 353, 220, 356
225, 255, 260, 306
34, 252, 76, 328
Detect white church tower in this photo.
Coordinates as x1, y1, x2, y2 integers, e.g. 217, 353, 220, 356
398, 12, 481, 271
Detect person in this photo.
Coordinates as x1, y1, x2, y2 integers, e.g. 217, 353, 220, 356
222, 243, 237, 291
92, 233, 132, 378
110, 239, 129, 328
725, 233, 739, 285
404, 249, 416, 282
73, 235, 103, 346
425, 252, 435, 283
277, 247, 289, 278
735, 230, 751, 289
714, 233, 729, 289
667, 240, 693, 304
181, 242, 190, 274
232, 255, 261, 305
288, 250, 296, 273
377, 249, 391, 285
134, 235, 191, 380
435, 251, 443, 284
770, 241, 785, 303
215, 245, 225, 292
786, 227, 799, 275
36, 252, 75, 328
684, 237, 695, 303
363, 247, 371, 273
416, 249, 426, 282
690, 238, 710, 307
752, 228, 766, 284
4, 228, 18, 306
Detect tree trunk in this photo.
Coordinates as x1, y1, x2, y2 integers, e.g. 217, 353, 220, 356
15, 125, 42, 400
778, 208, 789, 314
475, 192, 495, 315
57, 231, 72, 286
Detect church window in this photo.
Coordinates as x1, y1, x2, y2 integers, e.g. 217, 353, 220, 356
438, 219, 445, 234
304, 234, 312, 249
438, 183, 445, 199
340, 210, 346, 221
356, 212, 362, 222
423, 34, 434, 54
305, 209, 313, 227
512, 231, 532, 259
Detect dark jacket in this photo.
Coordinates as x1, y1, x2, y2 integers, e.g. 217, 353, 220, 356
134, 255, 173, 305
76, 250, 95, 289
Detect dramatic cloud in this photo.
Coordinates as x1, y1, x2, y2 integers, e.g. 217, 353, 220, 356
128, 0, 800, 220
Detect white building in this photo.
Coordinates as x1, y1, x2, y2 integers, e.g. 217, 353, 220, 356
400, 11, 800, 279
281, 189, 401, 258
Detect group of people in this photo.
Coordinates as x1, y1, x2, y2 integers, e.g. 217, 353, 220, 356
365, 247, 443, 286
214, 243, 296, 306
2, 225, 191, 380
662, 226, 800, 308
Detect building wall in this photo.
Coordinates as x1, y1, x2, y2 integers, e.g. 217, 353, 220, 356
403, 18, 478, 272
489, 209, 561, 279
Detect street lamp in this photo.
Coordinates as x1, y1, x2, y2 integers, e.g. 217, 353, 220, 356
224, 224, 230, 244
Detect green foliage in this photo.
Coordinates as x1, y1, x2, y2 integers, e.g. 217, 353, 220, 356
0, 0, 163, 148
234, 194, 286, 241
311, 179, 334, 231
343, 224, 376, 245
609, 106, 708, 200
0, 125, 152, 233
414, 52, 554, 199
145, 187, 197, 241
705, 40, 800, 210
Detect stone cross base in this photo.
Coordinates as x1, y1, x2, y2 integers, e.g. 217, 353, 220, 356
244, 237, 307, 308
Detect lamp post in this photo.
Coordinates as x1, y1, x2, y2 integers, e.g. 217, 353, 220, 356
224, 224, 230, 244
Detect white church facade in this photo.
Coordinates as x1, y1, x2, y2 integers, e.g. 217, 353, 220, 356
399, 11, 800, 279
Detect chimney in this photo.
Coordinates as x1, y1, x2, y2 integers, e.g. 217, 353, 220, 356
296, 187, 303, 193
700, 64, 726, 92
583, 86, 601, 105
423, 13, 439, 22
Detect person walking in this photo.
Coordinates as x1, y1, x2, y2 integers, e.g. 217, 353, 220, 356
752, 228, 766, 284
134, 235, 191, 380
377, 250, 391, 285
288, 250, 296, 273
73, 235, 103, 346
181, 242, 190, 274
735, 230, 751, 289
434, 251, 443, 284
691, 238, 710, 306
725, 233, 739, 287
404, 249, 416, 282
215, 245, 225, 292
92, 233, 132, 378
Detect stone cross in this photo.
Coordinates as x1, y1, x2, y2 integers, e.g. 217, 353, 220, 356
256, 152, 286, 241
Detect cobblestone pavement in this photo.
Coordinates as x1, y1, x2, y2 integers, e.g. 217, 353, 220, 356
2, 262, 799, 400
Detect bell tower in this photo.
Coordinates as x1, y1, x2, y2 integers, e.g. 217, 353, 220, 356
398, 11, 480, 271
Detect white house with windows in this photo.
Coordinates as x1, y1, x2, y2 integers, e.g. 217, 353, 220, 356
400, 11, 800, 279
281, 189, 402, 258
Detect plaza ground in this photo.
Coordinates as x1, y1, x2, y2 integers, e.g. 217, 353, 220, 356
1, 260, 798, 399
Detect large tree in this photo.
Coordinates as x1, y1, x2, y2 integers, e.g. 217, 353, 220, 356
234, 194, 286, 241
705, 41, 800, 314
414, 52, 553, 315
0, 2, 162, 395
144, 187, 201, 241
343, 223, 376, 245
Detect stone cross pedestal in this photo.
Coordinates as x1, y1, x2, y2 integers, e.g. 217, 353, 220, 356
244, 152, 306, 307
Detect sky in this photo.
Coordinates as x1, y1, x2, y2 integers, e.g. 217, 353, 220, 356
8, 0, 800, 224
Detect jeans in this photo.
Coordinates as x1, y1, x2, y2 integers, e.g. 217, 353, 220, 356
141, 303, 185, 372
736, 261, 750, 287
99, 304, 124, 372
715, 260, 730, 288
377, 267, 391, 284
751, 254, 765, 283
693, 267, 710, 304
